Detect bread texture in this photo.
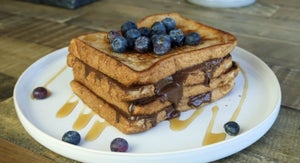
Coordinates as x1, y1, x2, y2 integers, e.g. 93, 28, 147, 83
68, 12, 237, 87
70, 80, 235, 134
67, 12, 239, 134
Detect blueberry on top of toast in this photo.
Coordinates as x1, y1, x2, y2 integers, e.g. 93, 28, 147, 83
108, 16, 202, 55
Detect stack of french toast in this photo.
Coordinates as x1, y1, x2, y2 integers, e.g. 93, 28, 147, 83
67, 13, 239, 134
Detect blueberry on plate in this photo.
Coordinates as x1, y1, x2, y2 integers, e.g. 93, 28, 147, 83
151, 21, 167, 35
111, 36, 128, 53
110, 137, 128, 152
32, 87, 48, 99
169, 29, 185, 46
107, 30, 121, 43
152, 34, 171, 55
185, 32, 201, 46
62, 130, 81, 145
224, 121, 240, 136
135, 36, 151, 53
162, 17, 176, 32
121, 21, 137, 36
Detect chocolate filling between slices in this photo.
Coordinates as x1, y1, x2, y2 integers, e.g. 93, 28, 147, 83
77, 54, 231, 125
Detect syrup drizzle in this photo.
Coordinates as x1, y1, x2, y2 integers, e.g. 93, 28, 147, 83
202, 66, 248, 145
85, 121, 109, 141
44, 65, 67, 87
73, 108, 95, 130
202, 106, 226, 145
230, 67, 248, 121
169, 108, 203, 131
56, 95, 79, 118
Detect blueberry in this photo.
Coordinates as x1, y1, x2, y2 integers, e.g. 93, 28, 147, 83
32, 87, 48, 99
125, 28, 141, 39
138, 27, 151, 37
135, 36, 151, 53
62, 130, 81, 145
169, 29, 185, 46
121, 21, 137, 36
111, 36, 128, 53
110, 137, 128, 152
125, 29, 141, 49
107, 30, 121, 43
185, 32, 201, 46
224, 121, 240, 136
162, 17, 176, 32
151, 21, 167, 35
152, 34, 171, 55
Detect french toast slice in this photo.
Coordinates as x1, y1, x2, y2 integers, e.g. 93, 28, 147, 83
70, 59, 239, 116
67, 53, 234, 101
70, 80, 235, 134
68, 12, 237, 87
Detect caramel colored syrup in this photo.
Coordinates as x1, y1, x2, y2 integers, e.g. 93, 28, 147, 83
44, 65, 68, 87
202, 106, 226, 145
56, 95, 79, 118
230, 67, 248, 121
85, 121, 109, 141
73, 109, 95, 130
169, 108, 203, 131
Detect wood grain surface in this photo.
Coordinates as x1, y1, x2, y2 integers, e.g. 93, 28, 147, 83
0, 0, 299, 162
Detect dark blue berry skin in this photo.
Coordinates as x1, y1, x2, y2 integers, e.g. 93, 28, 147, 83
32, 87, 48, 99
107, 30, 121, 43
125, 29, 141, 40
138, 27, 151, 37
162, 17, 176, 32
111, 36, 128, 53
169, 29, 185, 46
110, 137, 128, 152
151, 21, 167, 35
135, 36, 151, 53
62, 131, 81, 145
152, 35, 171, 55
121, 21, 138, 36
185, 32, 201, 46
125, 29, 141, 49
224, 121, 240, 136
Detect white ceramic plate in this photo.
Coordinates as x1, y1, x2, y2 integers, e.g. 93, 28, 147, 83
14, 47, 281, 163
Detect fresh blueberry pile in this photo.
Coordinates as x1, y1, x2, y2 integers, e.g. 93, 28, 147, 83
108, 17, 201, 55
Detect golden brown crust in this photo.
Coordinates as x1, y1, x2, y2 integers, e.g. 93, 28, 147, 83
68, 13, 237, 87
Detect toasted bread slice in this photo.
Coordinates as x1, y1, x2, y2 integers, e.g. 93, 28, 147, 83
70, 80, 235, 134
67, 53, 234, 101
70, 62, 238, 116
68, 13, 237, 87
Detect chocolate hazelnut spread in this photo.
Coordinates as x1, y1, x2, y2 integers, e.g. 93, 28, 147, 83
78, 53, 231, 126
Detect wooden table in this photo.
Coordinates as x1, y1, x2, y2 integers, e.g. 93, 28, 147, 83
0, 0, 299, 162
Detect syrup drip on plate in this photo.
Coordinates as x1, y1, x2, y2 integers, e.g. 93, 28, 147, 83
230, 67, 248, 121
73, 108, 95, 130
169, 108, 203, 131
202, 106, 226, 145
44, 65, 67, 87
202, 66, 248, 145
56, 95, 79, 118
85, 121, 109, 141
